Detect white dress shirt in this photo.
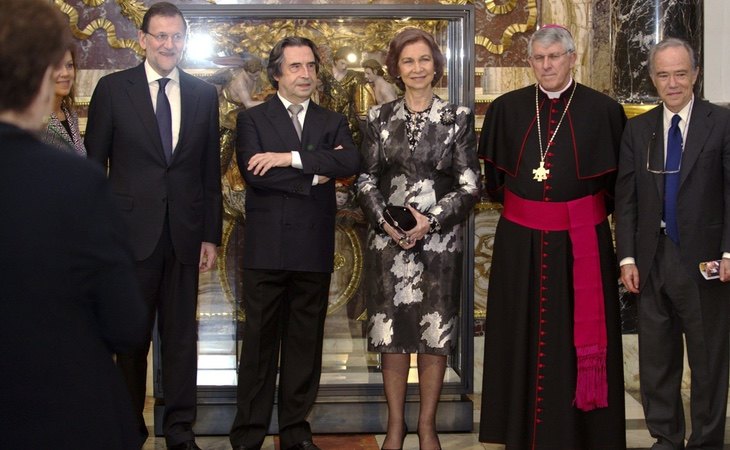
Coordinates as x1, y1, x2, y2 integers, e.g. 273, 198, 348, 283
620, 96, 730, 265
277, 92, 318, 185
144, 60, 181, 152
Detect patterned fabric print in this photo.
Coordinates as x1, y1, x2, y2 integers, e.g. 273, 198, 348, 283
391, 251, 424, 306
420, 312, 457, 349
405, 108, 430, 152
42, 105, 87, 157
357, 97, 481, 355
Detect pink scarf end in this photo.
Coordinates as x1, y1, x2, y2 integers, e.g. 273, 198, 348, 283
574, 345, 608, 411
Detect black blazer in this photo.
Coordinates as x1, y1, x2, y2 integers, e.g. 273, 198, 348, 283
85, 63, 222, 264
237, 96, 360, 273
615, 99, 730, 286
0, 122, 147, 449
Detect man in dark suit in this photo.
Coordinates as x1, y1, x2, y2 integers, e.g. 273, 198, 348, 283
615, 37, 730, 449
85, 3, 221, 449
0, 0, 147, 448
228, 37, 360, 450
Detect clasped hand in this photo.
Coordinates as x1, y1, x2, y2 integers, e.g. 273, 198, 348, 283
383, 205, 430, 250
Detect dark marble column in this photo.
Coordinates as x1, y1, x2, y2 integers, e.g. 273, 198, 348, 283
612, 0, 703, 103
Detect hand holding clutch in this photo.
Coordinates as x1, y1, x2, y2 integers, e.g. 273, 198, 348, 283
383, 205, 417, 232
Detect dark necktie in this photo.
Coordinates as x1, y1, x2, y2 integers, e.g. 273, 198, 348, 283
156, 78, 173, 164
663, 114, 682, 244
288, 103, 303, 141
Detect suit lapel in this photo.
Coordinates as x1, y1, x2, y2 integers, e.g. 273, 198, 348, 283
125, 64, 166, 163
302, 102, 327, 152
680, 99, 713, 188
388, 100, 408, 157
176, 70, 200, 161
266, 96, 302, 151
47, 114, 72, 144
648, 109, 665, 200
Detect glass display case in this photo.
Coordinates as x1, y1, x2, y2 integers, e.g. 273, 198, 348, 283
153, 3, 476, 435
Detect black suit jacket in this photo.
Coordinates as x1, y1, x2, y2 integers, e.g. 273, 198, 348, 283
615, 99, 730, 287
237, 96, 360, 273
85, 63, 222, 264
0, 122, 147, 449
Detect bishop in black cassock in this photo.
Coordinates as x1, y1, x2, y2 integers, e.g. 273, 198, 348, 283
479, 25, 627, 449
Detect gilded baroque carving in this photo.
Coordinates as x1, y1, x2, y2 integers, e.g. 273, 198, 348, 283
474, 0, 538, 55
473, 201, 502, 318
54, 0, 143, 55
116, 0, 147, 28
485, 0, 517, 15
203, 19, 442, 62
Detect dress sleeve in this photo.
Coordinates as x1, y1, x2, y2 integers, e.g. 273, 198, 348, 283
356, 105, 388, 229
429, 107, 482, 230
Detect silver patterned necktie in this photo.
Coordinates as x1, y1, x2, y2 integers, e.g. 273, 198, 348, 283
287, 103, 303, 141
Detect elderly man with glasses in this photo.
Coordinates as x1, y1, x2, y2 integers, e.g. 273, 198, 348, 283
615, 37, 730, 450
479, 25, 628, 449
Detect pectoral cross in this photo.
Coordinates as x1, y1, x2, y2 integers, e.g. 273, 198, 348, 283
532, 161, 550, 182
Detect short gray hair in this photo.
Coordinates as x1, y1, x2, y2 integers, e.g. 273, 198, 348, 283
648, 37, 697, 75
527, 25, 575, 58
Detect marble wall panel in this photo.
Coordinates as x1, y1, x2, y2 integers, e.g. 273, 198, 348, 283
612, 0, 703, 102
591, 0, 614, 95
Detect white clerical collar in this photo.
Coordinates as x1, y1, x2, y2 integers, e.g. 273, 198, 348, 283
539, 78, 574, 99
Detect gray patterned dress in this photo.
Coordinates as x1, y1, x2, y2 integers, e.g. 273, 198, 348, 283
42, 105, 87, 157
356, 96, 481, 355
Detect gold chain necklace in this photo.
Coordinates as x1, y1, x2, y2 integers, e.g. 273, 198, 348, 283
533, 82, 577, 182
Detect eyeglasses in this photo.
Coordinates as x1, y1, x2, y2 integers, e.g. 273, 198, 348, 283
646, 132, 682, 174
145, 32, 185, 44
529, 50, 572, 64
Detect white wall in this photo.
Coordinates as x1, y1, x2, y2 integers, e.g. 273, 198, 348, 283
704, 0, 730, 103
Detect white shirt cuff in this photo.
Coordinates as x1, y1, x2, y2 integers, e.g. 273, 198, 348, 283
619, 257, 636, 266
291, 151, 302, 169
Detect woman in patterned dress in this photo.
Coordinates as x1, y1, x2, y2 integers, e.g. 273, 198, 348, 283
356, 28, 481, 450
42, 46, 86, 156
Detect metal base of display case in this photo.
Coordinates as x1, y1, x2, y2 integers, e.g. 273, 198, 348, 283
154, 396, 473, 436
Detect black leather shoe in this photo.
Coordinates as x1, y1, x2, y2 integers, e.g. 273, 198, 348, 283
285, 440, 321, 450
167, 440, 202, 450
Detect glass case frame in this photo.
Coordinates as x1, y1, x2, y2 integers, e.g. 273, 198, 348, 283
154, 3, 476, 435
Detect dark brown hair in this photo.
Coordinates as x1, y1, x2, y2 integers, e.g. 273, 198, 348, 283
140, 1, 187, 34
59, 45, 78, 113
385, 28, 445, 91
0, 0, 71, 113
362, 59, 385, 77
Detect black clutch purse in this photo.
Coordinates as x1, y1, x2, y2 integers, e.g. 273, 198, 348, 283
383, 205, 417, 231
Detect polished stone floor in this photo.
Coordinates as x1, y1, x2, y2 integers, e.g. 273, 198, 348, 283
140, 389, 730, 449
